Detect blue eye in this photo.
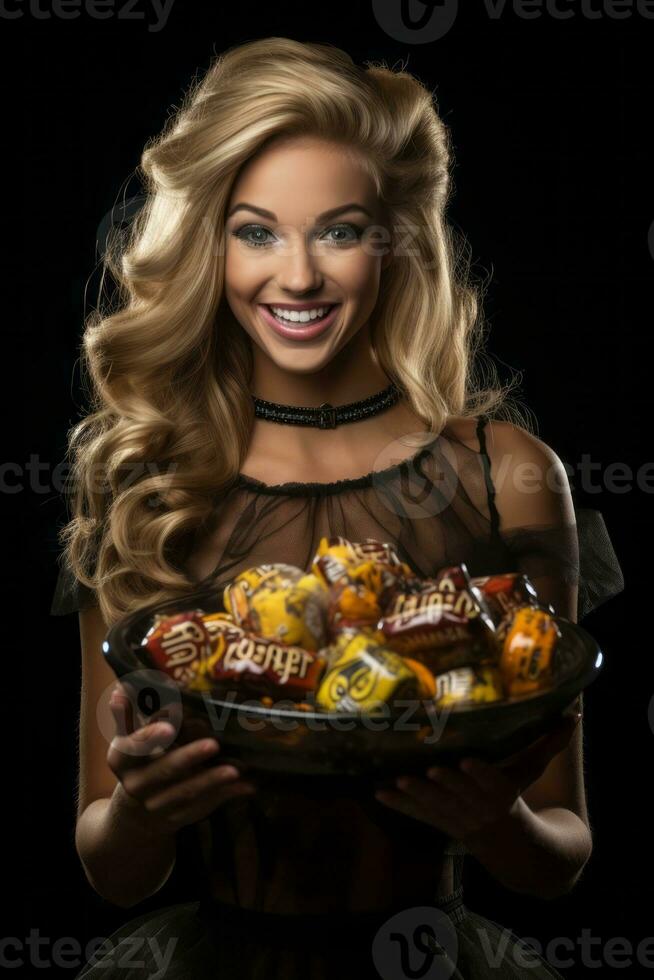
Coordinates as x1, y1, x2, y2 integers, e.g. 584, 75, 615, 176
321, 224, 363, 245
233, 225, 275, 248
231, 222, 364, 249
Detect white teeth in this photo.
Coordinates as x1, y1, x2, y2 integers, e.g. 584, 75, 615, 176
270, 305, 333, 323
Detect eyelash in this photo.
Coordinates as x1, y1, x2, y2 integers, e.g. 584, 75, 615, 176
231, 222, 365, 249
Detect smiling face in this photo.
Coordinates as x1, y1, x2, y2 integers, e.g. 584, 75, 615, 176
223, 136, 392, 381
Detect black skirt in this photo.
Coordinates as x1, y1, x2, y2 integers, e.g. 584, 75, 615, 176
74, 886, 565, 979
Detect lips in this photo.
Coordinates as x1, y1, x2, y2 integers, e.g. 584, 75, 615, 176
257, 302, 341, 341
265, 303, 336, 320
265, 302, 338, 313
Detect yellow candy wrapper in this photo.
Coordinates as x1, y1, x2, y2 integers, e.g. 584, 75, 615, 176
316, 631, 420, 714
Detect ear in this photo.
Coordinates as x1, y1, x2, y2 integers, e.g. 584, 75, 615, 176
381, 247, 393, 271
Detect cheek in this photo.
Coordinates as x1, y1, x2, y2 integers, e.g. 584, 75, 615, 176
346, 258, 383, 317
224, 246, 262, 300
334, 252, 381, 303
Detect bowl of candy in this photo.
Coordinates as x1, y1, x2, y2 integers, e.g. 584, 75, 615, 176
103, 536, 602, 779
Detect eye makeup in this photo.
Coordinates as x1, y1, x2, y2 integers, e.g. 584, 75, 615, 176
231, 222, 366, 249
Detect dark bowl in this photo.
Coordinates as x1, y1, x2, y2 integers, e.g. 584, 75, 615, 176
103, 585, 603, 783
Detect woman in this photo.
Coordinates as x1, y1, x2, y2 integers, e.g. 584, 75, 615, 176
51, 37, 624, 979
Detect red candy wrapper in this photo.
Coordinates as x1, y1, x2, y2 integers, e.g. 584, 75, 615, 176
144, 611, 213, 685
379, 582, 497, 668
201, 615, 326, 701
470, 572, 538, 622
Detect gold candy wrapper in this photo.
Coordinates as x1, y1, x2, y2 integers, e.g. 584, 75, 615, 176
499, 606, 560, 696
224, 569, 329, 652
327, 574, 384, 633
312, 536, 413, 610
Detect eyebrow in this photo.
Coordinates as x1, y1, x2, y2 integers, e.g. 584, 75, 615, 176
226, 202, 374, 222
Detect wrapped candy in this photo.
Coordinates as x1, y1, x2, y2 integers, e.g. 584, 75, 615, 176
430, 563, 474, 593
433, 663, 505, 708
223, 566, 329, 651
470, 572, 540, 640
144, 611, 213, 687
142, 536, 566, 713
311, 536, 413, 611
196, 615, 327, 701
403, 656, 437, 699
326, 571, 384, 633
379, 581, 497, 669
499, 606, 560, 696
315, 630, 420, 714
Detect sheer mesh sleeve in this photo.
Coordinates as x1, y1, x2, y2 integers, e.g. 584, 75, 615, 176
498, 519, 580, 620
497, 506, 623, 623
575, 507, 624, 621
50, 557, 98, 616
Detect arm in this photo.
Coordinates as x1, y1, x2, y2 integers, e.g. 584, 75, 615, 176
76, 788, 177, 910
462, 796, 592, 900
466, 420, 592, 897
75, 605, 177, 908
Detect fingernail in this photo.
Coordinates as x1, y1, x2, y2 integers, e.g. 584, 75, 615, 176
220, 765, 240, 779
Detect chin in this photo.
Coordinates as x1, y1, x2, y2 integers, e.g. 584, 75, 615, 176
262, 345, 339, 374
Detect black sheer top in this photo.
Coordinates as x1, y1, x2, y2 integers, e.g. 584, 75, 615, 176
51, 415, 624, 623
50, 416, 625, 913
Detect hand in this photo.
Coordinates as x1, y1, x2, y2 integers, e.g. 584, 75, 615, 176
374, 710, 581, 844
107, 681, 256, 836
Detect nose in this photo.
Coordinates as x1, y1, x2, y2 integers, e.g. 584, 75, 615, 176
273, 235, 324, 294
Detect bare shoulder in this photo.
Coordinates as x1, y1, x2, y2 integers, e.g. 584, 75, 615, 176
446, 414, 561, 465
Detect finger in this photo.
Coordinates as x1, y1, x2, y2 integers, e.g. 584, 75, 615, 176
108, 720, 178, 775
119, 737, 224, 797
174, 716, 213, 746
145, 763, 255, 821
173, 777, 258, 828
457, 757, 517, 804
109, 688, 135, 738
109, 693, 134, 736
424, 765, 487, 808
148, 698, 184, 735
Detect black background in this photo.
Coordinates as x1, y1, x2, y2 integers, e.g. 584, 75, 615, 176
17, 1, 651, 976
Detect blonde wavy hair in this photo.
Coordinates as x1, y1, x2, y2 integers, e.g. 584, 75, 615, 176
58, 36, 530, 627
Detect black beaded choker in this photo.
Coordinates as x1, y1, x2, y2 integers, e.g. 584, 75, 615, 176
251, 382, 402, 429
